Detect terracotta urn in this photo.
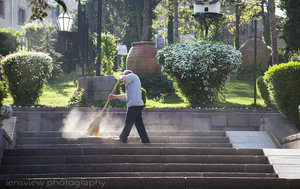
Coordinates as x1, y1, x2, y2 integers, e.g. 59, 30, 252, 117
126, 41, 161, 74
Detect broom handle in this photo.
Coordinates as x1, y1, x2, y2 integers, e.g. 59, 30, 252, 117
101, 79, 120, 113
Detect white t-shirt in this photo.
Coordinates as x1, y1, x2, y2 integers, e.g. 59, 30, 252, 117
124, 74, 144, 107
117, 44, 127, 55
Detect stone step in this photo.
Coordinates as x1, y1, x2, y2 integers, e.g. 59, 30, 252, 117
1, 155, 269, 165
1, 177, 296, 189
0, 172, 278, 179
17, 131, 226, 137
0, 163, 274, 174
16, 136, 230, 144
15, 143, 233, 149
4, 147, 264, 157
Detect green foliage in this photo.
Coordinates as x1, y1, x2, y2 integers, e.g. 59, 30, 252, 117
23, 22, 62, 79
153, 0, 201, 39
222, 0, 261, 34
0, 28, 20, 56
92, 32, 117, 75
157, 40, 242, 106
28, 0, 66, 21
264, 61, 300, 126
0, 81, 4, 108
289, 50, 300, 62
194, 13, 224, 41
138, 73, 174, 98
1, 51, 53, 106
279, 0, 300, 54
120, 53, 128, 72
67, 88, 127, 108
256, 76, 272, 107
233, 64, 268, 81
141, 87, 147, 105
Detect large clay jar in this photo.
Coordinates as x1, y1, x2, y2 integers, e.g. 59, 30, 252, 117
126, 41, 161, 74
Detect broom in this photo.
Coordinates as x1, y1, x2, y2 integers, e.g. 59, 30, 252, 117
87, 79, 120, 136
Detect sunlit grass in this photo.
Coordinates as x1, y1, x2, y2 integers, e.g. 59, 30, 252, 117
4, 73, 77, 107
4, 75, 265, 108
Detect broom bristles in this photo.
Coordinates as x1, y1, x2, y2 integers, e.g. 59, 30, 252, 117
87, 79, 120, 136
87, 114, 103, 136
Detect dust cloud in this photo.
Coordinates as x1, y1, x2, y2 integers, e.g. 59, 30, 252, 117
59, 108, 124, 139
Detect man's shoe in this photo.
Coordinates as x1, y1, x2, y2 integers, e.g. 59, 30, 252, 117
112, 136, 127, 143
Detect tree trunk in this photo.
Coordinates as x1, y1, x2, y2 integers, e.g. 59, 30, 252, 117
174, 0, 179, 41
101, 0, 106, 32
168, 0, 174, 44
142, 0, 151, 41
235, 3, 240, 49
268, 0, 279, 65
261, 0, 271, 46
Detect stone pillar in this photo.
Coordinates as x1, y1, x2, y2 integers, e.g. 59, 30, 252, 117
78, 76, 116, 101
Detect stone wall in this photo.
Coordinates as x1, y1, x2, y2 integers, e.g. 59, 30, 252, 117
260, 116, 300, 149
0, 117, 17, 164
13, 107, 281, 132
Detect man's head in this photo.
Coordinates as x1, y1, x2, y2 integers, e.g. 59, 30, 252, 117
119, 70, 133, 81
123, 70, 133, 75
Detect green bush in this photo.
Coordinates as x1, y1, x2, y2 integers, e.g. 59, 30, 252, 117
1, 51, 53, 106
256, 76, 272, 107
0, 81, 4, 108
0, 28, 20, 56
233, 64, 268, 81
264, 61, 300, 126
141, 87, 147, 104
157, 40, 242, 106
139, 73, 174, 98
92, 32, 117, 75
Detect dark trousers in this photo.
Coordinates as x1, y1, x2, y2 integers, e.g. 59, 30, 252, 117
120, 106, 150, 143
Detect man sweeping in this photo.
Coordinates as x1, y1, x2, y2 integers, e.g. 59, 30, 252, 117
108, 70, 150, 143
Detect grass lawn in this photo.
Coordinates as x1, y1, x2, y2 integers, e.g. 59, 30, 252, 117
3, 74, 78, 107
3, 75, 265, 108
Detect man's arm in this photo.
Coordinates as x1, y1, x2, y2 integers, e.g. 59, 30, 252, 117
108, 93, 127, 100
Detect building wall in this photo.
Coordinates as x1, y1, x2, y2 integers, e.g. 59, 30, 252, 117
0, 0, 31, 31
0, 0, 77, 31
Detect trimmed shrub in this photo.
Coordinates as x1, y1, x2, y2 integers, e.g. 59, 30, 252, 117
0, 81, 4, 108
256, 76, 272, 107
0, 28, 20, 56
1, 51, 53, 106
157, 40, 242, 106
139, 73, 174, 98
264, 61, 300, 126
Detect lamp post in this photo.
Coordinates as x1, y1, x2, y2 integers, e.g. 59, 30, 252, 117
253, 12, 259, 106
57, 12, 73, 32
57, 12, 76, 84
96, 0, 102, 76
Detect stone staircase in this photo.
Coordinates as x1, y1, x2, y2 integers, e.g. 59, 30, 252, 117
0, 130, 298, 189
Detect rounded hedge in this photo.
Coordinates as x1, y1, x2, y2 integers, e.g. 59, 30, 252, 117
157, 40, 242, 106
0, 28, 20, 56
0, 81, 4, 108
256, 76, 273, 108
1, 51, 53, 106
264, 61, 300, 126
